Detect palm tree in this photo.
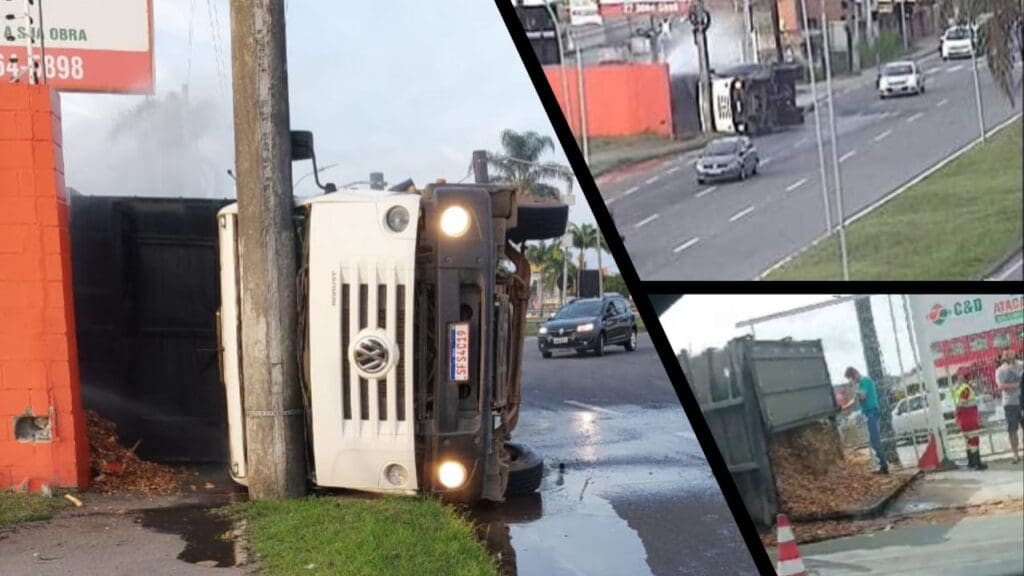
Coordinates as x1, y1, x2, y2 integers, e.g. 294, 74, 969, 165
524, 241, 564, 316
940, 0, 1023, 105
489, 129, 571, 199
569, 222, 597, 296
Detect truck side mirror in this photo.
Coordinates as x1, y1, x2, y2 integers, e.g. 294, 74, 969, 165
291, 131, 315, 161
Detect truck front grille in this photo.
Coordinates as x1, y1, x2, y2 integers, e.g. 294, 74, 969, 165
339, 267, 411, 427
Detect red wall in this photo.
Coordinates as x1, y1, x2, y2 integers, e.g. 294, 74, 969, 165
0, 84, 89, 492
544, 64, 674, 139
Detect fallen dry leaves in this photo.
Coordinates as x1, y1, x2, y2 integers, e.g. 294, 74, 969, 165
86, 410, 182, 494
770, 422, 911, 518
762, 499, 1024, 547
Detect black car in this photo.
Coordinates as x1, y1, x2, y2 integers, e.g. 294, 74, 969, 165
537, 293, 638, 358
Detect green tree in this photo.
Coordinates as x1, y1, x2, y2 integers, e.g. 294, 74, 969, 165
939, 0, 1023, 105
569, 222, 598, 296
524, 241, 565, 314
603, 273, 629, 296
489, 129, 570, 199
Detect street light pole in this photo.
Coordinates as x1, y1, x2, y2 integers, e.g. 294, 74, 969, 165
743, 0, 753, 62
801, 0, 833, 233
822, 4, 850, 280
970, 38, 987, 143
542, 3, 576, 137
574, 31, 590, 163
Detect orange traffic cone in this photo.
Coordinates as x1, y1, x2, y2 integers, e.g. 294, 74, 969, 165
918, 433, 940, 471
776, 514, 808, 576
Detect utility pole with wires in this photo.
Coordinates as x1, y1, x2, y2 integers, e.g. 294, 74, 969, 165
4, 0, 44, 84
229, 0, 306, 500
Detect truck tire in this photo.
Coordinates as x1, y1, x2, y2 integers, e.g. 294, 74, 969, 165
509, 202, 570, 243
505, 443, 543, 497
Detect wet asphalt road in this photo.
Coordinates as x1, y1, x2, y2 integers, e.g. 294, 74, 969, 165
471, 335, 759, 576
603, 55, 1023, 280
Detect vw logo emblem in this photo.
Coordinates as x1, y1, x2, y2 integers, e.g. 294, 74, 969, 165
353, 335, 390, 375
559, 328, 565, 335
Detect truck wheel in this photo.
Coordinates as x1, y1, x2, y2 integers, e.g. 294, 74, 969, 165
504, 443, 543, 497
594, 333, 606, 356
509, 202, 570, 243
624, 329, 638, 351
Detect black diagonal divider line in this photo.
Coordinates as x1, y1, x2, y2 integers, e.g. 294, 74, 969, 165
492, 3, 775, 573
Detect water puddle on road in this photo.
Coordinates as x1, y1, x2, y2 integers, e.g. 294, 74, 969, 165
137, 505, 241, 568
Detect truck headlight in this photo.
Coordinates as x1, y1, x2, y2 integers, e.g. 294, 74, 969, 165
577, 323, 595, 332
438, 460, 467, 489
385, 206, 410, 233
440, 205, 470, 237
538, 326, 548, 335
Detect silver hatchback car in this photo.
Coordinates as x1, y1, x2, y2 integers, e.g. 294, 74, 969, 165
695, 136, 760, 184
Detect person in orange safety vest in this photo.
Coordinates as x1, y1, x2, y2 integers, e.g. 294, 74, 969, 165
953, 377, 987, 471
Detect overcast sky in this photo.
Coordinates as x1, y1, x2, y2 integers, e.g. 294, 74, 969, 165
59, 1, 616, 268
660, 295, 923, 384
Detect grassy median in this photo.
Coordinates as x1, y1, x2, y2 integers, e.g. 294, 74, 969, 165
228, 496, 497, 576
767, 119, 1023, 280
0, 491, 66, 529
590, 133, 714, 176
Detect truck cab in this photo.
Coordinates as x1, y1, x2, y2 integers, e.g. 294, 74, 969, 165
218, 174, 567, 502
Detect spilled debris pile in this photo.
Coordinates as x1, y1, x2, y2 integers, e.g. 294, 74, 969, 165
87, 410, 181, 494
769, 421, 907, 518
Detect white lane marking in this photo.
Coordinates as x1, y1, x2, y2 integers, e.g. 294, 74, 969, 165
761, 156, 773, 166
624, 186, 639, 196
729, 205, 755, 222
644, 175, 660, 185
666, 166, 681, 175
937, 98, 949, 108
874, 129, 893, 142
564, 400, 624, 416
947, 64, 964, 72
673, 237, 701, 254
992, 257, 1024, 281
634, 214, 660, 228
785, 178, 808, 192
907, 112, 925, 124
793, 138, 808, 148
605, 196, 617, 205
839, 150, 857, 163
694, 185, 718, 198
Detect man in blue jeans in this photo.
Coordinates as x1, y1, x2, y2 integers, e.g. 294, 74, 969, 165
843, 366, 889, 474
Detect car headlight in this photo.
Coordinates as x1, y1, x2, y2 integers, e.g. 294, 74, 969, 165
440, 205, 470, 237
438, 460, 467, 489
538, 326, 548, 335
577, 323, 595, 332
385, 205, 410, 233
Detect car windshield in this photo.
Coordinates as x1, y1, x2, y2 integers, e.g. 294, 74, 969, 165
704, 140, 738, 156
946, 28, 970, 40
883, 64, 914, 76
552, 300, 602, 320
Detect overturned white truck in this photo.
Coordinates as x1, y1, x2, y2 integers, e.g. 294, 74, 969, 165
217, 133, 568, 502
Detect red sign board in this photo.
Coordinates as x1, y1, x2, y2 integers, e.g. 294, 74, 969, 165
0, 0, 154, 93
599, 1, 690, 17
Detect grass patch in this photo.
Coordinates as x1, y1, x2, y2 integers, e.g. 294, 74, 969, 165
766, 119, 1023, 280
226, 496, 497, 576
0, 491, 67, 529
589, 133, 714, 176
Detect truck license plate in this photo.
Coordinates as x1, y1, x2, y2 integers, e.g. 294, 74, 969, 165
449, 322, 470, 382
552, 337, 569, 344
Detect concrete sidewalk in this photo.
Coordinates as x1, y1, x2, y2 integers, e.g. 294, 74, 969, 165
889, 459, 1024, 515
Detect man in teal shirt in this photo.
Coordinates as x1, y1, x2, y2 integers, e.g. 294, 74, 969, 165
843, 366, 888, 474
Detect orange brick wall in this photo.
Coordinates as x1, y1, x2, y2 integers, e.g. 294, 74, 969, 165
0, 84, 89, 492
544, 64, 674, 139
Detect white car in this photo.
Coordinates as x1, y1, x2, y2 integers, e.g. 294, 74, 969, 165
877, 61, 925, 99
941, 26, 976, 60
891, 391, 996, 443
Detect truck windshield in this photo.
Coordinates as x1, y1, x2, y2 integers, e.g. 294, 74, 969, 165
553, 300, 602, 319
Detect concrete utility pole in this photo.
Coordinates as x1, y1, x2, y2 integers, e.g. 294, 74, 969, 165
596, 231, 603, 298
229, 0, 307, 500
970, 41, 987, 142
742, 0, 754, 63
822, 6, 851, 280
851, 0, 862, 72
472, 149, 490, 183
574, 33, 590, 163
898, 0, 909, 52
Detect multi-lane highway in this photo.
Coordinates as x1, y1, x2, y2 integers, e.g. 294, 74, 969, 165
600, 52, 1023, 280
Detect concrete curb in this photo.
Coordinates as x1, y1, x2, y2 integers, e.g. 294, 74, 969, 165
790, 470, 922, 523
982, 244, 1024, 281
